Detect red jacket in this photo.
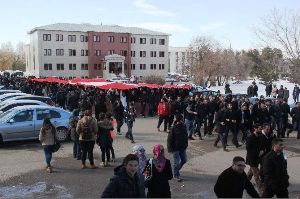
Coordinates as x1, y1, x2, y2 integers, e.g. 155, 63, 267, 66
157, 102, 170, 116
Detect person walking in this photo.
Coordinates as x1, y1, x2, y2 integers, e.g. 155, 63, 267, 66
167, 114, 188, 182
39, 118, 57, 173
292, 85, 299, 103
101, 154, 146, 198
69, 109, 81, 160
214, 104, 227, 151
283, 87, 289, 100
132, 145, 147, 174
157, 98, 170, 132
224, 103, 241, 148
290, 102, 300, 139
214, 156, 260, 198
143, 144, 173, 198
97, 113, 113, 167
246, 124, 263, 194
76, 110, 98, 169
124, 102, 137, 143
262, 139, 289, 198
185, 101, 197, 140
113, 100, 124, 135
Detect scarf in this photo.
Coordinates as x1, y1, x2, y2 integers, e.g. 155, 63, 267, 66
153, 144, 166, 172
132, 145, 147, 174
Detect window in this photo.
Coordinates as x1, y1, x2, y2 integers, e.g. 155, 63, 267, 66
120, 50, 127, 56
150, 64, 157, 70
159, 51, 165, 57
140, 64, 146, 70
69, 49, 76, 56
131, 51, 136, 57
69, 64, 76, 70
85, 50, 88, 56
131, 64, 136, 70
150, 51, 157, 57
50, 110, 61, 119
108, 36, 114, 43
94, 64, 101, 70
37, 109, 50, 120
13, 110, 34, 122
56, 34, 63, 41
159, 64, 165, 70
108, 50, 115, 55
68, 35, 76, 42
131, 37, 136, 43
44, 63, 52, 70
120, 36, 127, 43
140, 51, 146, 57
80, 35, 87, 42
159, 39, 165, 45
56, 49, 64, 56
81, 49, 85, 56
44, 49, 51, 56
81, 64, 88, 70
43, 34, 51, 41
94, 50, 101, 56
150, 38, 156, 44
93, 35, 100, 42
140, 38, 146, 44
56, 64, 64, 70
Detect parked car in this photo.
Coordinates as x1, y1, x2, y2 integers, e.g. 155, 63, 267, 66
0, 100, 48, 115
0, 105, 71, 144
165, 77, 177, 82
8, 95, 55, 106
0, 90, 22, 95
0, 93, 28, 103
192, 90, 218, 97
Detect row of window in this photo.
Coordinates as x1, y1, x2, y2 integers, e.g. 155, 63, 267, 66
43, 34, 166, 45
44, 49, 165, 57
130, 64, 165, 70
43, 63, 166, 71
44, 63, 89, 71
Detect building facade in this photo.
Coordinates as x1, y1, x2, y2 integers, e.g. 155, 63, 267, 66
25, 23, 169, 79
168, 47, 189, 74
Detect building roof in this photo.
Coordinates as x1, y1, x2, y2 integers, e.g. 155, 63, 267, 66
28, 23, 169, 36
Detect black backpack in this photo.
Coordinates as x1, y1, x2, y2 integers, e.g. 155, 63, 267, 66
81, 120, 93, 140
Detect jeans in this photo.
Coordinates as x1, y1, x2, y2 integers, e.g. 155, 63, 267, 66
157, 116, 168, 131
73, 140, 81, 159
100, 147, 110, 162
126, 121, 134, 140
80, 140, 95, 165
214, 125, 226, 148
239, 123, 249, 142
185, 119, 194, 137
194, 118, 207, 137
43, 145, 53, 167
225, 125, 238, 146
172, 150, 187, 177
116, 119, 124, 133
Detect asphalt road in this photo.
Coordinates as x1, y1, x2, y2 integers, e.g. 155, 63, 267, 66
0, 117, 300, 198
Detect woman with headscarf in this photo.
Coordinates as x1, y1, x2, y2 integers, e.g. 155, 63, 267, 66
132, 145, 147, 174
143, 144, 173, 198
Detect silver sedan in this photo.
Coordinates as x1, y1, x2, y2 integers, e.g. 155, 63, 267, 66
0, 105, 71, 143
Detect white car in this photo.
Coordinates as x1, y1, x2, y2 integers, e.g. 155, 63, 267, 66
0, 93, 28, 103
0, 100, 48, 115
0, 105, 71, 143
0, 90, 21, 94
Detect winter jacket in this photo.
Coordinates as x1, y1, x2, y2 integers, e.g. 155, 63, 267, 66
113, 103, 124, 121
290, 107, 300, 122
246, 133, 260, 167
157, 102, 170, 116
76, 116, 98, 141
101, 165, 146, 198
214, 167, 259, 198
167, 122, 188, 152
39, 126, 56, 146
258, 132, 273, 159
283, 89, 289, 99
97, 119, 113, 148
262, 151, 289, 192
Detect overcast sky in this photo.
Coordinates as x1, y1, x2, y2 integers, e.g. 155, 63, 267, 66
0, 0, 299, 49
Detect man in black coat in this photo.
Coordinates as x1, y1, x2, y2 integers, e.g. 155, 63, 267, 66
290, 102, 300, 139
224, 103, 241, 148
262, 139, 289, 198
237, 103, 252, 143
246, 124, 263, 194
194, 99, 209, 139
167, 114, 188, 182
214, 156, 260, 198
101, 154, 146, 198
113, 100, 124, 135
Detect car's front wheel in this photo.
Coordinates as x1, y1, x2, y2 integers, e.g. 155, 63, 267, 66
56, 127, 68, 142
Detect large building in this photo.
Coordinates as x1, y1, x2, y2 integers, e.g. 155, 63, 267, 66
168, 47, 189, 74
25, 23, 169, 79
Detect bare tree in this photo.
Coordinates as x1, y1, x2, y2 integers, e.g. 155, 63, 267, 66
255, 9, 300, 83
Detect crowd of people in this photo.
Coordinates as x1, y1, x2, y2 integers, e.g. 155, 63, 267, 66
1, 75, 300, 198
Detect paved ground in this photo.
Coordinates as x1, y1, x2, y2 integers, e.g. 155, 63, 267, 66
0, 117, 300, 198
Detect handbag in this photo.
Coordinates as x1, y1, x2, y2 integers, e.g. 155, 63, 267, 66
52, 139, 60, 153
144, 158, 153, 188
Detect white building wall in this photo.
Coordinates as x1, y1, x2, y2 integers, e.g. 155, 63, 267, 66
131, 34, 169, 77
169, 47, 188, 74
